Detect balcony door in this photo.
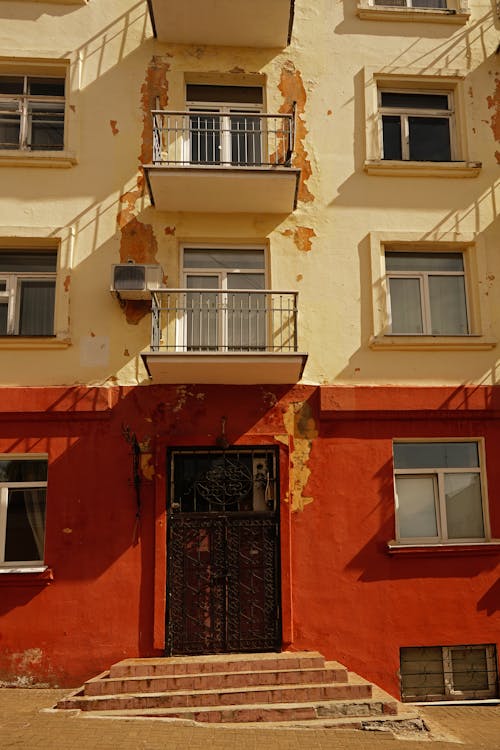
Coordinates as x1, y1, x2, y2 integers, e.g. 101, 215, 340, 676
182, 247, 267, 352
186, 84, 263, 166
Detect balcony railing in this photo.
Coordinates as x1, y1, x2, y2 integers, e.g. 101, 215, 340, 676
150, 289, 299, 353
151, 111, 295, 168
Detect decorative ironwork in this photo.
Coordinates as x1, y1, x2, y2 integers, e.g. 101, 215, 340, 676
166, 448, 281, 655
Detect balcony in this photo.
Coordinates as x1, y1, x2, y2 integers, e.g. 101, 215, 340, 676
146, 0, 295, 48
144, 111, 300, 214
142, 288, 307, 384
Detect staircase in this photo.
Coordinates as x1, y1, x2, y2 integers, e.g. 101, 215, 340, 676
56, 651, 426, 731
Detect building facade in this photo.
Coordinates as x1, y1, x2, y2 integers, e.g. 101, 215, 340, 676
0, 0, 499, 702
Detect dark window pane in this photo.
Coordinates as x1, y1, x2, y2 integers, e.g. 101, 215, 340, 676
0, 102, 21, 149
394, 442, 479, 469
0, 303, 7, 334
0, 76, 24, 95
382, 115, 402, 159
0, 459, 47, 482
400, 647, 445, 700
0, 252, 57, 273
381, 92, 449, 110
4, 488, 46, 562
374, 0, 406, 5
29, 102, 64, 150
409, 117, 451, 161
413, 0, 446, 6
230, 114, 262, 166
187, 85, 262, 104
190, 114, 221, 164
19, 280, 55, 335
386, 252, 464, 272
184, 249, 265, 270
28, 77, 65, 97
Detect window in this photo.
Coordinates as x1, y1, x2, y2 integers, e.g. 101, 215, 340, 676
379, 90, 453, 162
0, 457, 47, 566
182, 247, 266, 351
386, 252, 469, 335
186, 84, 263, 166
0, 251, 57, 336
374, 0, 446, 6
0, 75, 65, 152
400, 645, 498, 702
393, 441, 489, 544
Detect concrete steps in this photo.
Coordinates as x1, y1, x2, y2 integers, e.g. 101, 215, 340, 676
56, 651, 425, 732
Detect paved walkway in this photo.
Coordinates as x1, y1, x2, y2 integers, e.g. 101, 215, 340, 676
1, 689, 499, 749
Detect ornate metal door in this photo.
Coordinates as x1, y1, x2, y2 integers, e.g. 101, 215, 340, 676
166, 448, 281, 655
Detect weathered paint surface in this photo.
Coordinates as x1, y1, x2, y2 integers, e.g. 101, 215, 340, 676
282, 400, 317, 511
282, 226, 317, 252
278, 61, 313, 203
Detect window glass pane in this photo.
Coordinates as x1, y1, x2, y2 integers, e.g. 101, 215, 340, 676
394, 442, 479, 469
186, 275, 218, 350
429, 275, 468, 335
4, 488, 46, 561
382, 115, 402, 159
396, 475, 438, 538
186, 85, 262, 104
445, 473, 484, 539
374, 0, 407, 5
184, 249, 264, 270
388, 277, 423, 334
189, 113, 220, 164
0, 459, 47, 482
29, 102, 64, 150
413, 0, 447, 6
451, 648, 489, 692
230, 114, 262, 166
400, 647, 445, 700
0, 302, 8, 334
227, 274, 266, 350
19, 280, 55, 335
386, 252, 464, 272
0, 251, 57, 273
28, 77, 65, 97
0, 101, 21, 149
381, 92, 449, 110
409, 117, 451, 161
0, 76, 24, 95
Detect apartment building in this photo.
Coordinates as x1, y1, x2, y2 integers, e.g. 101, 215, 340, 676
0, 0, 499, 704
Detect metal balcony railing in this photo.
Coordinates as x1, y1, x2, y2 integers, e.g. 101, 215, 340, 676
150, 289, 299, 353
151, 111, 295, 167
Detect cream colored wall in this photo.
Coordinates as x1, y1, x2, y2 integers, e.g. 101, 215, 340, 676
0, 0, 498, 387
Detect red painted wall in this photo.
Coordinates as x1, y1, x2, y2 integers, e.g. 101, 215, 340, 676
0, 384, 498, 697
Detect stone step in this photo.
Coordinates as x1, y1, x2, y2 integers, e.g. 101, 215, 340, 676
73, 696, 401, 724
58, 680, 373, 712
109, 651, 326, 679
85, 666, 347, 697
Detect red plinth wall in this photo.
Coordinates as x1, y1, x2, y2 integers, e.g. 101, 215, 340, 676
0, 384, 498, 696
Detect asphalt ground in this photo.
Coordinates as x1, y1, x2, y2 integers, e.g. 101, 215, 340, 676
1, 689, 500, 750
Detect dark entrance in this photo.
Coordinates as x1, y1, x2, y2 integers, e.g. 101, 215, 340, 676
166, 447, 281, 655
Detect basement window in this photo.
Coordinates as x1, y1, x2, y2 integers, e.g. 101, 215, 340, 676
400, 645, 498, 702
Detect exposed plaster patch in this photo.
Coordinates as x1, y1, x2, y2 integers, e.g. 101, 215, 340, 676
139, 439, 155, 480
116, 57, 170, 326
282, 401, 317, 512
296, 274, 303, 282
63, 274, 70, 292
110, 120, 119, 135
164, 226, 176, 235
496, 151, 500, 165
62, 528, 72, 534
327, 109, 333, 116
278, 61, 313, 203
487, 75, 500, 143
282, 226, 316, 252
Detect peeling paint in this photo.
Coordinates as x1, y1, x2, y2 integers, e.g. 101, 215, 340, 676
164, 226, 176, 235
296, 274, 303, 282
278, 61, 313, 203
282, 226, 316, 252
487, 74, 500, 143
63, 274, 71, 292
282, 401, 317, 512
110, 120, 119, 135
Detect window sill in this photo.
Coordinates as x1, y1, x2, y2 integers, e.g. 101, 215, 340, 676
364, 160, 481, 178
388, 541, 500, 557
370, 335, 497, 351
0, 336, 71, 350
0, 566, 53, 586
357, 6, 470, 24
0, 151, 77, 169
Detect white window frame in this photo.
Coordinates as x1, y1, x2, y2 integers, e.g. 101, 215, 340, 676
386, 252, 470, 336
0, 75, 65, 152
393, 440, 491, 545
0, 454, 48, 567
378, 88, 456, 161
0, 252, 57, 336
179, 245, 267, 351
185, 99, 263, 166
401, 645, 498, 701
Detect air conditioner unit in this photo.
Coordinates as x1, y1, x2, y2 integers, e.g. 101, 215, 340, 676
111, 263, 164, 300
